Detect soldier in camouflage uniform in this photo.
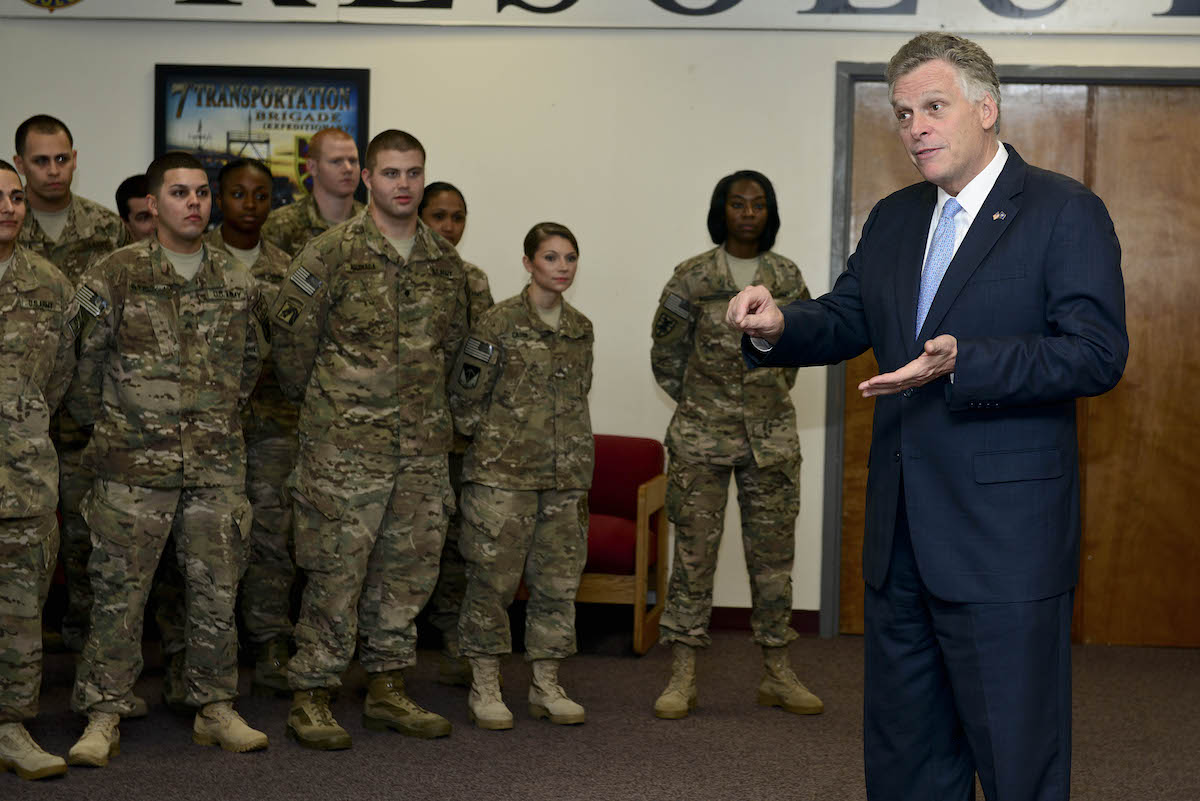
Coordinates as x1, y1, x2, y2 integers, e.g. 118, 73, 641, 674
0, 161, 75, 781
66, 153, 270, 767
205, 159, 300, 699
650, 171, 823, 720
270, 131, 467, 750
261, 127, 364, 257
450, 222, 593, 731
418, 181, 494, 687
13, 115, 128, 656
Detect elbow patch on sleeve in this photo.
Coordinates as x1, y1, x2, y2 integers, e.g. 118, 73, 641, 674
652, 292, 692, 344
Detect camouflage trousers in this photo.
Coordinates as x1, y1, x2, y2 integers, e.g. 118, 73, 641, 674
72, 479, 252, 714
239, 436, 299, 646
660, 455, 801, 649
57, 449, 94, 650
426, 451, 468, 654
0, 514, 57, 722
458, 484, 588, 661
287, 447, 450, 690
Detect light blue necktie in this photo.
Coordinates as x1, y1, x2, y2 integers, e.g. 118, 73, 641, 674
915, 198, 962, 339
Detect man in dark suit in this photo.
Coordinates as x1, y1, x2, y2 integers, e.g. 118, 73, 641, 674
727, 32, 1127, 800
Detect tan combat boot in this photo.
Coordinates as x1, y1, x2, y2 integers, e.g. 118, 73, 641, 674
528, 659, 585, 725
0, 722, 67, 780
68, 711, 120, 767
653, 643, 698, 719
757, 645, 824, 715
252, 637, 291, 697
192, 701, 269, 752
363, 671, 451, 739
287, 689, 351, 750
467, 657, 513, 731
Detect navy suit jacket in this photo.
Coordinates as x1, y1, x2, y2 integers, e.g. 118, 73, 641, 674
748, 145, 1127, 603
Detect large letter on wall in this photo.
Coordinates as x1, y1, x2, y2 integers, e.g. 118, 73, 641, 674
648, 0, 743, 15
796, 0, 916, 13
340, 0, 451, 8
1156, 0, 1200, 14
978, 0, 1066, 17
498, 0, 579, 11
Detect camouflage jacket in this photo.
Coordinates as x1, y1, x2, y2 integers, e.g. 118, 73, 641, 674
19, 193, 128, 451
651, 247, 809, 468
261, 193, 365, 258
18, 193, 128, 284
451, 286, 594, 491
450, 260, 495, 456
204, 229, 298, 444
67, 239, 268, 489
0, 246, 78, 517
270, 212, 468, 460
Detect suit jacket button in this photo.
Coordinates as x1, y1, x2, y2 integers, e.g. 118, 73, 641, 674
893, 450, 902, 462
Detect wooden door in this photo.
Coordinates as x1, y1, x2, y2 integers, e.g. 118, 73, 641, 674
1076, 86, 1200, 645
838, 80, 1200, 645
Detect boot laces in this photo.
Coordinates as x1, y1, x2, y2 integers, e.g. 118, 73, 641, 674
205, 702, 247, 727
82, 712, 118, 739
303, 693, 338, 727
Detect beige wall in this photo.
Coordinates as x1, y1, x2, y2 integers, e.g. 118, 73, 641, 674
2, 20, 1195, 612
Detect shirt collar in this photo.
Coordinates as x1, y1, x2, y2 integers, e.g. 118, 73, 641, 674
935, 140, 1008, 223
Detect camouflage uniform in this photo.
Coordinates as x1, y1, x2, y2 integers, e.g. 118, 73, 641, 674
269, 213, 467, 690
18, 194, 127, 649
449, 287, 594, 660
651, 247, 810, 649
427, 261, 494, 654
260, 194, 365, 258
0, 246, 77, 722
203, 230, 301, 648
66, 239, 267, 713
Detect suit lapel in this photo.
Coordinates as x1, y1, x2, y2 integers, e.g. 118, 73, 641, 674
913, 146, 1027, 348
896, 184, 937, 347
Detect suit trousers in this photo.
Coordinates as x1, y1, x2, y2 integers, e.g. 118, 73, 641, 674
864, 490, 1072, 801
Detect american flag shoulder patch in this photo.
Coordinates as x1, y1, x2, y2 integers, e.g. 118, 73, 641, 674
463, 337, 496, 364
74, 285, 109, 318
289, 266, 324, 296
664, 292, 691, 321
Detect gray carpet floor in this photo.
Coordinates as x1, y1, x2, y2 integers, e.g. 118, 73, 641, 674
12, 625, 1200, 800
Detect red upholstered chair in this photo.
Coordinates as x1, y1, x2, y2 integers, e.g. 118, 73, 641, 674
576, 434, 669, 654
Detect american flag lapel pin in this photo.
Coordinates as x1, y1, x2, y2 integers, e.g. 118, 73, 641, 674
992, 211, 1006, 221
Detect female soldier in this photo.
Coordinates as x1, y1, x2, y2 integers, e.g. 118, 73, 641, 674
450, 222, 593, 731
418, 182, 494, 686
649, 171, 822, 719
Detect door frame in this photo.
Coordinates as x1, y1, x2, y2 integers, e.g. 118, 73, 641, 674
819, 63, 1200, 638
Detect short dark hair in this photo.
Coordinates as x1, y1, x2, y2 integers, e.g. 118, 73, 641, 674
0, 159, 20, 178
217, 158, 272, 191
523, 222, 579, 259
418, 181, 466, 217
364, 129, 425, 171
115, 174, 149, 221
15, 114, 73, 157
146, 151, 206, 196
706, 170, 781, 254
